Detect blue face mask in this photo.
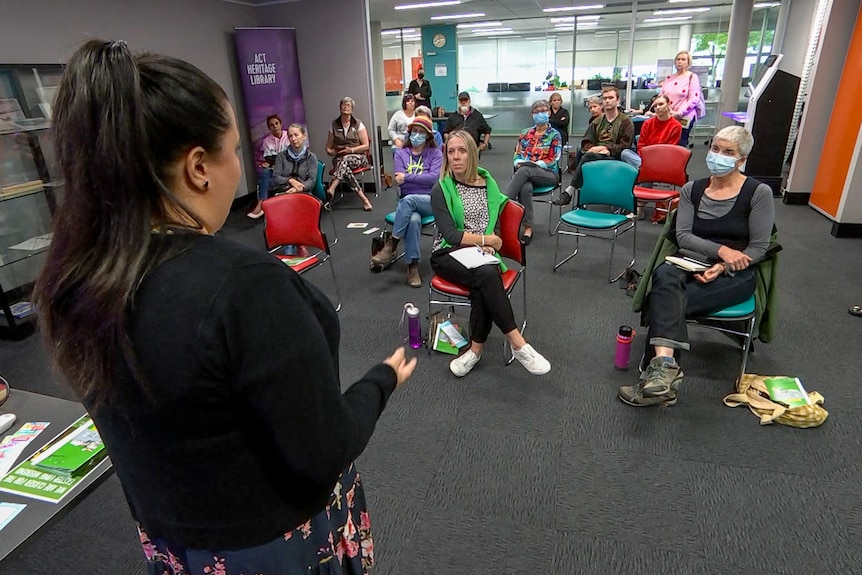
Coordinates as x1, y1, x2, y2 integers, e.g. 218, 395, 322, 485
533, 112, 550, 125
409, 132, 426, 147
706, 151, 739, 176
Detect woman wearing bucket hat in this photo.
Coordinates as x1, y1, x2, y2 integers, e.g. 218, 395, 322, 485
372, 116, 442, 287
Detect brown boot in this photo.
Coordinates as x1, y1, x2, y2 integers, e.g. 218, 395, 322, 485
407, 262, 422, 288
371, 238, 398, 266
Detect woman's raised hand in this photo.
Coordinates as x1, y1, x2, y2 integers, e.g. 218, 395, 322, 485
383, 347, 417, 389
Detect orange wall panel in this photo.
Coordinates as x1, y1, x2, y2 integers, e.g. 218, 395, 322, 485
810, 9, 862, 216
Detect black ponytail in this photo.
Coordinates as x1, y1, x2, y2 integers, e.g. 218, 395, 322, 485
34, 40, 230, 409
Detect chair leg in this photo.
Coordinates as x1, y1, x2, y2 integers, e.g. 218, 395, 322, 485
327, 258, 342, 312
553, 228, 583, 272
328, 211, 339, 246
608, 222, 636, 283
737, 315, 756, 385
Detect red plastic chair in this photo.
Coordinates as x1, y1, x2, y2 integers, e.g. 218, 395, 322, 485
428, 200, 527, 364
262, 193, 342, 311
632, 144, 691, 220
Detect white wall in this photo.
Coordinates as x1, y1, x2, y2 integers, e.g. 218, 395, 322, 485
777, 0, 818, 77
0, 0, 259, 197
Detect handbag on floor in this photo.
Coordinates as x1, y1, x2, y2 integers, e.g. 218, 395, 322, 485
723, 374, 828, 428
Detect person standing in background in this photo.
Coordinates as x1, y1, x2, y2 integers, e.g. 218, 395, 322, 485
548, 92, 570, 148
407, 68, 432, 104
660, 50, 702, 148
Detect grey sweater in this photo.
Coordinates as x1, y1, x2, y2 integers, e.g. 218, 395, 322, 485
273, 150, 318, 192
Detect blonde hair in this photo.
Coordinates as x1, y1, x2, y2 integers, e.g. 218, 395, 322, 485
443, 130, 479, 182
675, 51, 692, 70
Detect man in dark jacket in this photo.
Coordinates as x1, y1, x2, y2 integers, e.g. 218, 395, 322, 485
444, 92, 491, 152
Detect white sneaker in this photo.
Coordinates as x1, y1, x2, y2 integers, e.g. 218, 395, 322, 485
512, 343, 551, 375
450, 350, 481, 377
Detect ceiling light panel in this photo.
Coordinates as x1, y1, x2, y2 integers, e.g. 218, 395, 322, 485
643, 16, 693, 22
456, 21, 503, 28
652, 7, 710, 15
430, 12, 485, 19
395, 0, 460, 10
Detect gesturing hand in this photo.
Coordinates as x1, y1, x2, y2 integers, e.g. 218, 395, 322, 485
694, 264, 724, 284
383, 347, 417, 389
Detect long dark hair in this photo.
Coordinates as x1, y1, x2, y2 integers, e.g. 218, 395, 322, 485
33, 40, 231, 409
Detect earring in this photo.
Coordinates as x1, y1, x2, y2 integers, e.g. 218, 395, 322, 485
204, 181, 209, 189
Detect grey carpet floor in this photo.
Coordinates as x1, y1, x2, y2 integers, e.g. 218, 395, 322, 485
2, 136, 861, 575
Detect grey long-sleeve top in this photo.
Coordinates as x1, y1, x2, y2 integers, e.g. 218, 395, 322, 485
675, 179, 775, 265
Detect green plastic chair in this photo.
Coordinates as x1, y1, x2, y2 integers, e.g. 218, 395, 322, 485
553, 160, 638, 282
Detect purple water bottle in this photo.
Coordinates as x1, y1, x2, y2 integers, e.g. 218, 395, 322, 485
403, 303, 423, 349
614, 325, 634, 371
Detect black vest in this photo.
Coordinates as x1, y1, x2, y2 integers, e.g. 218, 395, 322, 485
690, 177, 759, 252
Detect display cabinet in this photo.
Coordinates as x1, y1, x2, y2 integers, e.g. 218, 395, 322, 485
0, 121, 60, 337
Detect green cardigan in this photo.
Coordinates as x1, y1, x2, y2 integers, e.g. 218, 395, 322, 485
632, 209, 779, 343
439, 167, 509, 271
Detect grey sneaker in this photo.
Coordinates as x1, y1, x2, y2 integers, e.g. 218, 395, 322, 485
640, 356, 684, 397
617, 379, 680, 407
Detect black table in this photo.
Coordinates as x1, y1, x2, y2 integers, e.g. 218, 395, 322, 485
0, 390, 113, 565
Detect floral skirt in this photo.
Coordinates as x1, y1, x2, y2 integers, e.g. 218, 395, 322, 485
139, 463, 373, 575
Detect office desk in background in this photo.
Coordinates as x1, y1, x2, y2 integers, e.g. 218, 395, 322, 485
0, 390, 113, 565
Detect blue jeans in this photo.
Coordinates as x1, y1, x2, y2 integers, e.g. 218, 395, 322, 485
257, 167, 273, 202
620, 149, 642, 168
646, 262, 757, 352
392, 194, 433, 263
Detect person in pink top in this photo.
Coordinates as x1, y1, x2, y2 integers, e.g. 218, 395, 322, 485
248, 114, 290, 218
660, 51, 702, 148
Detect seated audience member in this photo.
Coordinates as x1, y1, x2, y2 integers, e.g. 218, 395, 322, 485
586, 96, 602, 126
388, 94, 416, 150
248, 113, 289, 218
443, 92, 491, 152
272, 123, 318, 194
371, 116, 442, 287
325, 96, 374, 211
618, 126, 775, 407
548, 92, 570, 148
504, 99, 562, 244
415, 105, 444, 148
620, 95, 682, 168
34, 39, 416, 575
556, 86, 633, 206
430, 130, 551, 378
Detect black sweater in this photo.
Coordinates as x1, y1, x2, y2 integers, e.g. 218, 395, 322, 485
87, 233, 396, 550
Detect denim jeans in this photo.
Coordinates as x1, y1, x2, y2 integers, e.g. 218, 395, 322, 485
392, 194, 433, 263
620, 149, 642, 168
646, 262, 757, 352
257, 167, 273, 202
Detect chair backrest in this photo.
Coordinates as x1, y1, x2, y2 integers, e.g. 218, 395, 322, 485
311, 161, 326, 201
637, 144, 691, 187
498, 200, 526, 265
262, 193, 328, 251
580, 161, 638, 212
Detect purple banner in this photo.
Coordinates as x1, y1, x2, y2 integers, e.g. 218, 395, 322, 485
234, 27, 306, 162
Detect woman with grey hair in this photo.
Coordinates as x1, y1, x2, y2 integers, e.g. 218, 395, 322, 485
503, 98, 562, 243
325, 96, 374, 211
619, 125, 774, 408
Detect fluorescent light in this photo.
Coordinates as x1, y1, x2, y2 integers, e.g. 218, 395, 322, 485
753, 2, 780, 7
381, 28, 416, 35
668, 0, 699, 2
456, 21, 502, 28
653, 7, 710, 14
643, 16, 693, 22
395, 0, 460, 10
578, 14, 601, 20
550, 16, 575, 22
543, 4, 604, 12
430, 12, 485, 19
401, 34, 422, 39
473, 29, 514, 35
472, 27, 512, 33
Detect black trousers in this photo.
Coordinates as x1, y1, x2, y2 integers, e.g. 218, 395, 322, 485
430, 247, 518, 344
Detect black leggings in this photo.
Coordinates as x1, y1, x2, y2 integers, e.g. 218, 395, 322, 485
430, 247, 518, 344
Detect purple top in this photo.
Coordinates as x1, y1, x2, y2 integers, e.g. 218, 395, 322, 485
393, 145, 443, 196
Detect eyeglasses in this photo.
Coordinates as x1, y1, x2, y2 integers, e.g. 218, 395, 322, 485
0, 375, 9, 407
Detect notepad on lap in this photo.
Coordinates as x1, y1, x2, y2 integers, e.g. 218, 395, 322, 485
449, 247, 500, 269
665, 255, 711, 273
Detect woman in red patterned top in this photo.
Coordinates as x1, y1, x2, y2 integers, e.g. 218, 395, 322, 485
504, 99, 562, 244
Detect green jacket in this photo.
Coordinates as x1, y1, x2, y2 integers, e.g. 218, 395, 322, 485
439, 167, 509, 272
632, 209, 779, 343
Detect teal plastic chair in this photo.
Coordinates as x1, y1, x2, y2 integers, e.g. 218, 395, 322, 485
531, 173, 562, 237
553, 161, 639, 282
687, 294, 756, 386
313, 161, 338, 246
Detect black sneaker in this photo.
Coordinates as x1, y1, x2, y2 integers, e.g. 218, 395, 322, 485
553, 191, 572, 206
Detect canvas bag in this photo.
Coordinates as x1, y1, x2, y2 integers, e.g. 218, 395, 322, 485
723, 374, 829, 428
